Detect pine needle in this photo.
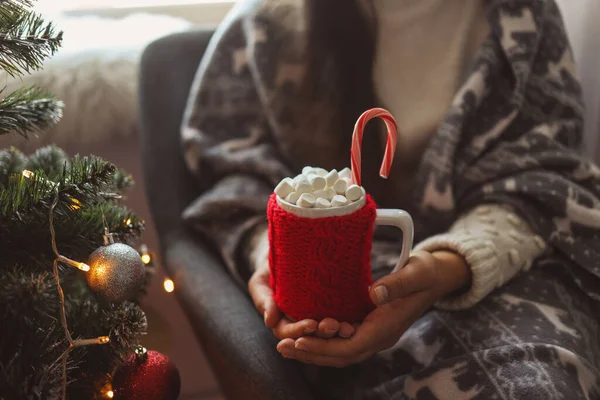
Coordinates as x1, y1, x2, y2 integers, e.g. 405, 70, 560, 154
0, 86, 63, 137
0, 155, 115, 216
0, 1, 63, 78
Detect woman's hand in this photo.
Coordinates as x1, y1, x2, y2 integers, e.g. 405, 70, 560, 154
276, 250, 471, 367
248, 263, 356, 339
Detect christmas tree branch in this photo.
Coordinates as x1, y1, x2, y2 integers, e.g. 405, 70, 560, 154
0, 266, 148, 398
0, 86, 63, 137
0, 1, 63, 78
0, 146, 27, 189
0, 155, 114, 216
0, 149, 145, 269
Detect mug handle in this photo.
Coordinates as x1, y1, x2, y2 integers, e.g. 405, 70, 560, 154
375, 209, 414, 272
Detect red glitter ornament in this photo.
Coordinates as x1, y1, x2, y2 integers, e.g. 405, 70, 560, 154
112, 347, 180, 400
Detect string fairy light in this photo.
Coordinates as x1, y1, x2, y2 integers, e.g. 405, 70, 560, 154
68, 196, 82, 210
163, 278, 175, 293
140, 244, 151, 265
100, 381, 114, 399
23, 170, 111, 400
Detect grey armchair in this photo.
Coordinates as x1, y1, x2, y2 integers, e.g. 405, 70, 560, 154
138, 6, 600, 398
138, 29, 314, 400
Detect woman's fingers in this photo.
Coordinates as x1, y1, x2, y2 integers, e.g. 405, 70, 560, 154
369, 251, 438, 305
273, 318, 318, 340
317, 318, 340, 338
249, 268, 356, 339
338, 322, 355, 338
277, 339, 353, 368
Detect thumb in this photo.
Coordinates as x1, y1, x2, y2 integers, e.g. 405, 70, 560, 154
262, 295, 281, 328
369, 251, 437, 305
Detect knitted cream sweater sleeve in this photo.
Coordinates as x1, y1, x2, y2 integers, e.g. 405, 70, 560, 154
414, 204, 547, 310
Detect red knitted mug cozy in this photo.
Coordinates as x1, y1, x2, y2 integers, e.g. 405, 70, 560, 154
267, 193, 377, 322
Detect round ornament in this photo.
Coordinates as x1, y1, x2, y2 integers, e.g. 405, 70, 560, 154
113, 347, 181, 400
85, 243, 145, 303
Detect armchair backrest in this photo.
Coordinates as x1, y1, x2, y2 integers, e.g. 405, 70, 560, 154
556, 0, 600, 163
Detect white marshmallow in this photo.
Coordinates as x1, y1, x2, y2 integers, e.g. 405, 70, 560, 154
309, 175, 326, 190
312, 189, 326, 199
297, 193, 316, 208
284, 192, 300, 205
322, 188, 336, 200
333, 178, 348, 195
302, 166, 315, 175
345, 184, 363, 201
293, 174, 309, 185
313, 168, 328, 177
295, 182, 312, 195
274, 177, 294, 198
313, 188, 336, 201
325, 170, 339, 187
339, 167, 352, 180
294, 175, 312, 194
315, 198, 331, 208
331, 195, 349, 207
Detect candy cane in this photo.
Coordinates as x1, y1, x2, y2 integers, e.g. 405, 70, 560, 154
350, 108, 398, 187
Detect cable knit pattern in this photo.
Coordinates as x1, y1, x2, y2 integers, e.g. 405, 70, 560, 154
414, 204, 547, 310
267, 194, 377, 322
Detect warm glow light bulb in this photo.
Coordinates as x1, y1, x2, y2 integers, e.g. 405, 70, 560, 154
22, 170, 34, 178
107, 390, 114, 398
69, 198, 82, 210
78, 262, 90, 272
140, 244, 151, 264
163, 278, 175, 293
98, 336, 110, 344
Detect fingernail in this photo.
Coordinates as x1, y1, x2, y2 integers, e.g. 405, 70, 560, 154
263, 311, 268, 324
374, 286, 388, 304
295, 342, 308, 351
304, 326, 316, 334
280, 349, 293, 358
324, 328, 337, 334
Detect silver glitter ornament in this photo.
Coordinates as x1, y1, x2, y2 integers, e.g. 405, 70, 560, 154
85, 243, 145, 303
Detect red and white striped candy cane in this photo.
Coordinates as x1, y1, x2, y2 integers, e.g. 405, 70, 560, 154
350, 108, 398, 187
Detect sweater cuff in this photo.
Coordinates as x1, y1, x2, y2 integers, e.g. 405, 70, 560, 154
414, 204, 547, 310
414, 232, 499, 310
245, 222, 269, 274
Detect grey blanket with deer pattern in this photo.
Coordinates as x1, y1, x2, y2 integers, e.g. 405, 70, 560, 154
181, 0, 600, 398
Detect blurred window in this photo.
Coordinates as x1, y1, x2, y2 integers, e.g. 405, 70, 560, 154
35, 0, 228, 12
